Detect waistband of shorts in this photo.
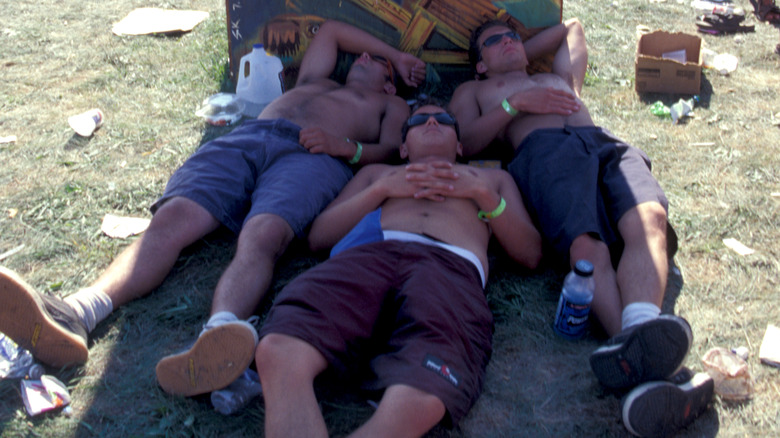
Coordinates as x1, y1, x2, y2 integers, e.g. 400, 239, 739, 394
382, 230, 486, 287
244, 118, 302, 140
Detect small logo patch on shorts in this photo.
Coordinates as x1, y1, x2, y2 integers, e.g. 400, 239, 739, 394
423, 354, 460, 387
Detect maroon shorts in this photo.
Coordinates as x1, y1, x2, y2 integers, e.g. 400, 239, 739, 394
259, 240, 493, 427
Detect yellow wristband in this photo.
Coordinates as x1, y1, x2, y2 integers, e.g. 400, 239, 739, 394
501, 98, 519, 117
346, 138, 363, 164
478, 197, 506, 221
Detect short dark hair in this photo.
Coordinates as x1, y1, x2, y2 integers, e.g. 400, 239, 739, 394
401, 96, 460, 142
468, 20, 516, 79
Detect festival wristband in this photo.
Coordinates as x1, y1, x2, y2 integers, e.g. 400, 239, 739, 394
346, 138, 363, 164
478, 197, 506, 221
501, 98, 519, 117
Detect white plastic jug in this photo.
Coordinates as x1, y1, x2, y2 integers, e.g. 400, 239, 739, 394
236, 43, 284, 118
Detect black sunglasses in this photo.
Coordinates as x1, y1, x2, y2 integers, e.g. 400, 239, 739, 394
481, 31, 522, 48
406, 112, 457, 128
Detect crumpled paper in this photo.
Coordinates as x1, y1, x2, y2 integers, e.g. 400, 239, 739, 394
702, 347, 754, 401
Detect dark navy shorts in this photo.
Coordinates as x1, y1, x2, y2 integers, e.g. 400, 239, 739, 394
508, 126, 668, 261
259, 240, 493, 427
151, 119, 353, 236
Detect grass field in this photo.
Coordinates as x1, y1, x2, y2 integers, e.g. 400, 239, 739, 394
1, 0, 778, 436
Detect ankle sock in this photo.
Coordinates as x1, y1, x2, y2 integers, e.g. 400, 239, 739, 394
64, 287, 114, 333
200, 311, 240, 336
621, 302, 661, 331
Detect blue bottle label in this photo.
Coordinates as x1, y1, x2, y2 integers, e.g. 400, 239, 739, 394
553, 293, 590, 339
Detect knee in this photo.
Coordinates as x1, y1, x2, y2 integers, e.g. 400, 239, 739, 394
237, 215, 294, 259
622, 202, 668, 244
570, 234, 610, 268
255, 333, 326, 381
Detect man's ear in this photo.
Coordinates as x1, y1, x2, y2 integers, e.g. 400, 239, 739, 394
399, 143, 409, 159
383, 82, 397, 95
456, 141, 463, 157
476, 61, 488, 76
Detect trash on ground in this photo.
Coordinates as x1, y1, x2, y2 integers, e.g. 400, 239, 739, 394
101, 214, 151, 239
702, 347, 754, 401
722, 237, 755, 255
21, 375, 71, 416
112, 8, 209, 36
0, 135, 17, 144
0, 333, 34, 379
68, 109, 104, 137
0, 244, 25, 262
670, 98, 695, 123
650, 101, 671, 118
759, 324, 780, 368
195, 93, 245, 126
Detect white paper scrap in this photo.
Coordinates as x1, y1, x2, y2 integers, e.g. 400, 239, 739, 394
722, 238, 755, 256
101, 214, 151, 239
112, 8, 209, 36
759, 324, 780, 368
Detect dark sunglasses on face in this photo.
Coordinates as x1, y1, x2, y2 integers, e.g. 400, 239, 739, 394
406, 112, 457, 128
369, 54, 395, 84
481, 31, 522, 48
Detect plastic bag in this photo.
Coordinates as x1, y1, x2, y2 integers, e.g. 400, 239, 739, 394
702, 347, 754, 401
0, 333, 34, 379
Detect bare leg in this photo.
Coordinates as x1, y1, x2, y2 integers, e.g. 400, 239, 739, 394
570, 234, 622, 336
257, 333, 329, 438
615, 202, 668, 309
349, 384, 446, 438
91, 197, 220, 308
210, 214, 294, 319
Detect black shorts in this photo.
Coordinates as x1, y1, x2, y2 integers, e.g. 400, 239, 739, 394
508, 126, 668, 262
259, 240, 493, 427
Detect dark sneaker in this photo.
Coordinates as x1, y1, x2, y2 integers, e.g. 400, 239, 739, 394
0, 267, 89, 367
622, 368, 714, 437
590, 315, 692, 389
155, 319, 258, 397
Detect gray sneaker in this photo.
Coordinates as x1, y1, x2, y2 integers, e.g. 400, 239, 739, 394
622, 367, 714, 436
0, 267, 89, 367
155, 317, 259, 397
590, 315, 692, 389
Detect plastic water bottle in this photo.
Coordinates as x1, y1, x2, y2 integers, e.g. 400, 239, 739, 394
211, 368, 263, 415
236, 43, 284, 118
553, 260, 595, 340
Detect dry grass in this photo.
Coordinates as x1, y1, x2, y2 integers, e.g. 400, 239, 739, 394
1, 0, 779, 437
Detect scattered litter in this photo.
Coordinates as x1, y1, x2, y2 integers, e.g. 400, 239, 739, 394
772, 192, 780, 197
0, 244, 25, 262
731, 346, 750, 361
101, 214, 151, 239
112, 8, 209, 36
650, 101, 671, 118
702, 347, 754, 401
759, 324, 780, 368
195, 93, 245, 126
722, 237, 755, 255
68, 108, 104, 137
21, 375, 71, 416
0, 135, 17, 144
0, 333, 34, 379
670, 98, 695, 123
689, 142, 716, 146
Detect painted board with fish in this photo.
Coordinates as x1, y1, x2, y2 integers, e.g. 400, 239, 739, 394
226, 0, 562, 97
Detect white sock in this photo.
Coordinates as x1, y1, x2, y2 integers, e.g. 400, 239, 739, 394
64, 287, 114, 333
200, 311, 239, 336
621, 302, 661, 331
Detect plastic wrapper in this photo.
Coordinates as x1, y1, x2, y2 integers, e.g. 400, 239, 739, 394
0, 333, 34, 379
702, 347, 754, 401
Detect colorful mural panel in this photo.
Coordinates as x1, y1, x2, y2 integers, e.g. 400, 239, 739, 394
226, 0, 563, 94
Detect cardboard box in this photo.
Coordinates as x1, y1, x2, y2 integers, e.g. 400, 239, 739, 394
635, 31, 702, 95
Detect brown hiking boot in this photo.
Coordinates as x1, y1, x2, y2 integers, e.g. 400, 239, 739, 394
0, 267, 88, 367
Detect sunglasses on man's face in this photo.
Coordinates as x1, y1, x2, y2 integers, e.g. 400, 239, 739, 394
369, 54, 395, 84
481, 31, 522, 48
406, 112, 458, 128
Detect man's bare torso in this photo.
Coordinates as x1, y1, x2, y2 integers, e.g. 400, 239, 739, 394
477, 72, 595, 147
372, 164, 498, 275
259, 78, 391, 142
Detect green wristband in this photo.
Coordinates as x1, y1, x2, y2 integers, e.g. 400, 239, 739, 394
478, 197, 506, 221
346, 138, 363, 164
501, 98, 519, 117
